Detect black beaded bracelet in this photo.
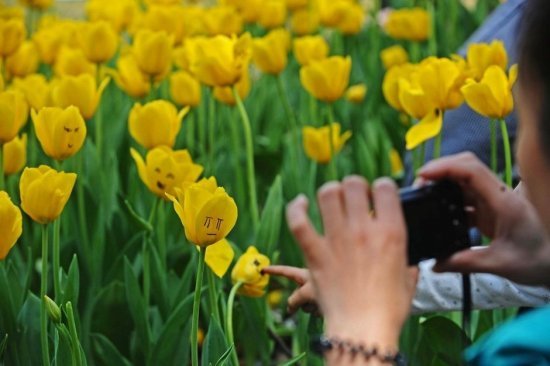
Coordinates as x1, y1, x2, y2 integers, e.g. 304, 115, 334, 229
311, 335, 407, 366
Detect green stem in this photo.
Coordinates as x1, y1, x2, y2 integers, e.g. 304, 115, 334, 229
499, 119, 513, 187
95, 65, 104, 159
490, 119, 497, 173
65, 302, 83, 366
233, 86, 259, 231
0, 143, 4, 191
326, 104, 337, 180
208, 93, 216, 175
157, 200, 167, 269
427, 0, 437, 56
275, 75, 300, 187
433, 130, 442, 160
309, 94, 318, 125
207, 269, 221, 325
226, 281, 243, 366
191, 247, 207, 366
187, 110, 196, 155
41, 225, 50, 366
143, 198, 160, 308
229, 108, 246, 206
52, 218, 61, 302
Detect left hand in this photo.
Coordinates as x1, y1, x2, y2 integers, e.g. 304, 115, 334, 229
286, 176, 418, 348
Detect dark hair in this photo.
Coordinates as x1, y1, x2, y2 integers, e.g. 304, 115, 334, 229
518, 0, 550, 161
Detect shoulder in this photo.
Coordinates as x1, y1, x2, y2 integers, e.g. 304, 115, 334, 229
465, 307, 550, 365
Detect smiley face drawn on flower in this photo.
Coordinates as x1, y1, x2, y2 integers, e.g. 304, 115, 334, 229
60, 122, 83, 150
203, 215, 224, 237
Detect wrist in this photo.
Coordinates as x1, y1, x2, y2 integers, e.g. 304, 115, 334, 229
325, 318, 400, 350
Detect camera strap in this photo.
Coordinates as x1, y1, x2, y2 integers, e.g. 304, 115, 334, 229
462, 273, 472, 339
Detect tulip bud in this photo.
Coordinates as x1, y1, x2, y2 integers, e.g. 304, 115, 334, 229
300, 56, 351, 103
3, 134, 27, 175
31, 106, 87, 161
12, 74, 50, 111
128, 100, 187, 149
0, 191, 22, 260
293, 35, 329, 67
302, 123, 352, 164
5, 41, 39, 79
130, 146, 203, 198
44, 295, 62, 324
170, 71, 201, 107
54, 47, 97, 78
0, 90, 29, 144
380, 45, 409, 70
167, 177, 238, 247
252, 28, 290, 75
51, 74, 110, 120
231, 246, 270, 297
133, 29, 174, 78
111, 54, 151, 99
0, 19, 26, 57
345, 84, 367, 104
290, 8, 320, 36
213, 68, 250, 106
384, 7, 430, 42
20, 165, 77, 224
79, 21, 119, 64
258, 0, 287, 29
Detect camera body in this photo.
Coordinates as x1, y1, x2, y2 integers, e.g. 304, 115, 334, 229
400, 180, 471, 265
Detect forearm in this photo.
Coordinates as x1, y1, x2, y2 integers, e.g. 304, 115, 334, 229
412, 258, 550, 314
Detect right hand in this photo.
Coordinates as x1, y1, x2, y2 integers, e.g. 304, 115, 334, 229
419, 152, 550, 286
262, 265, 320, 315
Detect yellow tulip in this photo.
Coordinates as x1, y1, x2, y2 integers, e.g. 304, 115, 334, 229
32, 26, 65, 65
345, 83, 367, 104
202, 5, 243, 37
231, 246, 270, 297
51, 74, 110, 120
141, 5, 190, 45
0, 19, 25, 57
293, 35, 328, 67
252, 28, 290, 75
3, 134, 26, 175
18, 0, 52, 9
466, 40, 508, 81
12, 74, 50, 111
31, 106, 87, 161
170, 71, 201, 107
302, 122, 352, 164
0, 191, 22, 260
382, 63, 417, 112
213, 68, 251, 106
286, 0, 308, 11
330, 2, 365, 35
290, 8, 320, 36
0, 6, 25, 21
86, 0, 138, 32
461, 64, 517, 119
129, 100, 188, 149
205, 239, 235, 278
220, 0, 262, 24
167, 177, 238, 247
130, 146, 203, 198
19, 165, 77, 224
145, 0, 180, 5
53, 47, 97, 78
133, 29, 174, 78
258, 0, 287, 29
0, 90, 28, 144
384, 7, 430, 42
78, 21, 119, 64
111, 54, 151, 99
267, 289, 283, 308
189, 33, 251, 87
5, 41, 39, 79
300, 56, 351, 103
380, 45, 409, 70
389, 148, 404, 177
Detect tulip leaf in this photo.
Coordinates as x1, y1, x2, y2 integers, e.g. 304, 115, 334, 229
213, 345, 234, 366
149, 292, 195, 366
122, 197, 153, 232
355, 133, 377, 182
123, 258, 152, 354
0, 333, 7, 358
148, 242, 170, 318
53, 323, 73, 366
62, 255, 80, 307
91, 333, 132, 366
256, 175, 283, 257
201, 318, 228, 366
279, 352, 307, 366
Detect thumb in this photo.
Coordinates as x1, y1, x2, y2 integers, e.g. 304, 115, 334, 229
433, 247, 495, 274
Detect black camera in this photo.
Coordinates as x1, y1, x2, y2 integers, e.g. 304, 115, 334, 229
400, 180, 471, 265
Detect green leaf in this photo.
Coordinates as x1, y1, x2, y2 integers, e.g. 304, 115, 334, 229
62, 255, 80, 307
121, 197, 153, 233
279, 352, 307, 366
149, 292, 195, 366
123, 258, 151, 354
418, 316, 471, 366
213, 345, 234, 366
91, 333, 132, 366
201, 318, 228, 366
149, 243, 170, 318
256, 175, 283, 257
0, 333, 8, 358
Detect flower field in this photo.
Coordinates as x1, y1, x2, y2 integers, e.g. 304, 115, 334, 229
0, 0, 514, 365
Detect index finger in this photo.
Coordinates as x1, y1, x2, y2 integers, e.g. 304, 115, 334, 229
263, 265, 309, 286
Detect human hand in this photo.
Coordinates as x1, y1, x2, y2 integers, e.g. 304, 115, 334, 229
419, 152, 550, 286
286, 176, 418, 349
262, 266, 320, 315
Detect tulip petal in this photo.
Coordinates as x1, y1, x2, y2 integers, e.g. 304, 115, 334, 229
193, 188, 238, 246
205, 239, 235, 278
130, 148, 151, 192
461, 81, 501, 118
405, 109, 443, 150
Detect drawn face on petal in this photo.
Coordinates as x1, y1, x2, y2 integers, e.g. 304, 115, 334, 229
53, 108, 86, 158
146, 147, 179, 196
193, 189, 238, 246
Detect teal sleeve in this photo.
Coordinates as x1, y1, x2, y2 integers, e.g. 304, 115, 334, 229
465, 306, 550, 365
